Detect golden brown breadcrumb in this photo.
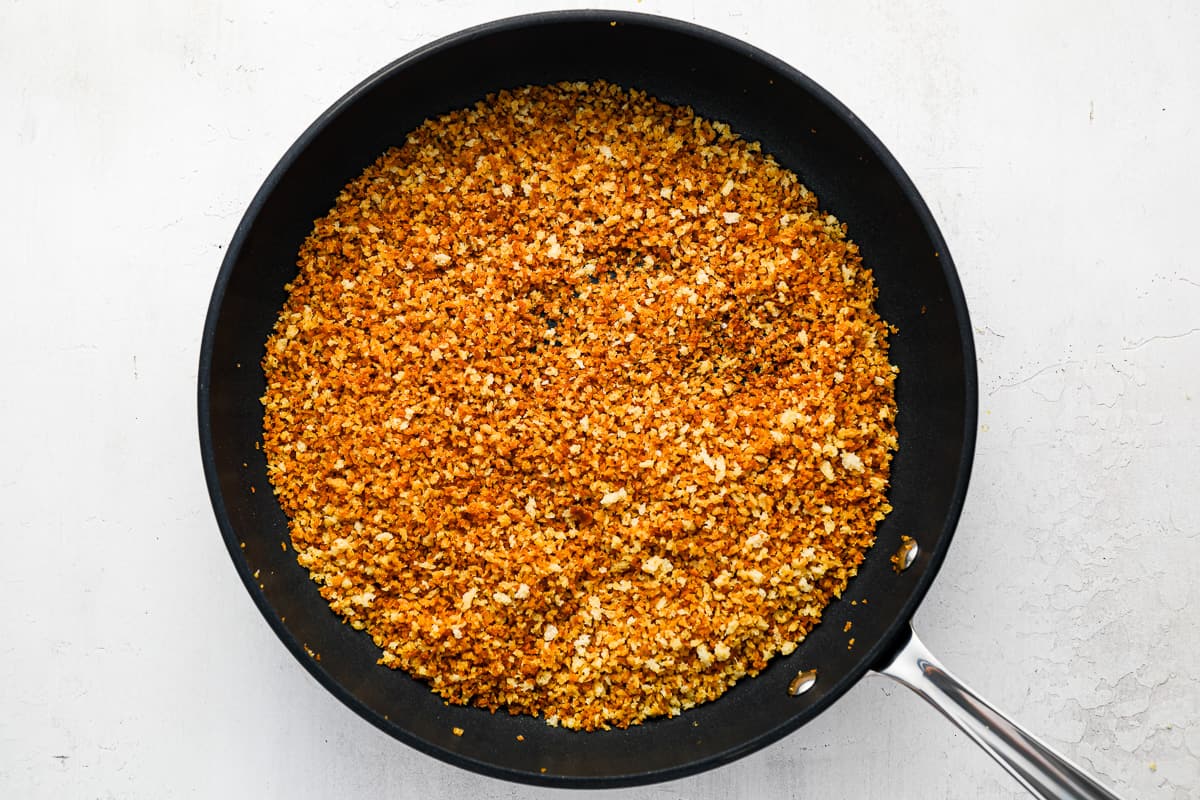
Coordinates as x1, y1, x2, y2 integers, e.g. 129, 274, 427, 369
262, 80, 897, 730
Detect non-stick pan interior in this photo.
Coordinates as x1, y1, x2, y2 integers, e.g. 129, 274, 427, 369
199, 10, 976, 787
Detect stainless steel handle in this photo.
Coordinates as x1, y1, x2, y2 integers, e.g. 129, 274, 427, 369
875, 626, 1122, 800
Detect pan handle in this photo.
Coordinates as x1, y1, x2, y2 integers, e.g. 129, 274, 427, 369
874, 626, 1122, 800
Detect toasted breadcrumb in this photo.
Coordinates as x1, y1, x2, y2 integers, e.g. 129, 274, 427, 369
262, 81, 898, 731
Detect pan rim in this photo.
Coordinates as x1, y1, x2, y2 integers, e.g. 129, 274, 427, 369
197, 8, 978, 788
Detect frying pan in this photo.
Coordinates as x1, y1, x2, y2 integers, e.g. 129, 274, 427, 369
198, 11, 1119, 798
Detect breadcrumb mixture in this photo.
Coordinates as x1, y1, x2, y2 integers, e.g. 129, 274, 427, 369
262, 81, 897, 730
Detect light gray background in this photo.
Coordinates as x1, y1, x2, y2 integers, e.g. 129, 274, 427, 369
3, 1, 1197, 797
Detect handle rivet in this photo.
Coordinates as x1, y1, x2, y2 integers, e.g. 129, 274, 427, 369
788, 668, 818, 696
893, 537, 918, 572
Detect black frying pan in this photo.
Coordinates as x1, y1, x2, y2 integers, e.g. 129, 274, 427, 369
198, 11, 1118, 797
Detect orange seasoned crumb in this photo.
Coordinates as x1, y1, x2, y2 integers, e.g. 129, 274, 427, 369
516, 735, 525, 742
452, 727, 464, 737
262, 81, 898, 731
843, 621, 852, 633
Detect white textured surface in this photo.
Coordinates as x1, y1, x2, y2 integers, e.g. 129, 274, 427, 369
2, 1, 1198, 797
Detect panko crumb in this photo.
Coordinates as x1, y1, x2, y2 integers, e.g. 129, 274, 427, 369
262, 80, 898, 732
